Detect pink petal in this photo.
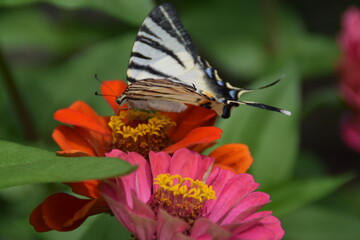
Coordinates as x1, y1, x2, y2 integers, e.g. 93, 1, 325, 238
106, 150, 152, 204
191, 218, 232, 240
100, 187, 136, 233
235, 212, 284, 240
205, 167, 234, 196
169, 148, 213, 180
149, 151, 171, 191
205, 173, 259, 223
130, 195, 156, 219
101, 185, 157, 238
157, 209, 188, 240
222, 211, 272, 235
221, 192, 270, 224
129, 211, 158, 240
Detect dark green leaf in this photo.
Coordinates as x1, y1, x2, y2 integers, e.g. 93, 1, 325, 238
215, 63, 300, 188
0, 140, 136, 189
266, 174, 353, 216
282, 205, 360, 240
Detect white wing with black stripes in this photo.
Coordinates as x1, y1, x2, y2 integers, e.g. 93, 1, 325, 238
118, 3, 291, 118
126, 3, 204, 86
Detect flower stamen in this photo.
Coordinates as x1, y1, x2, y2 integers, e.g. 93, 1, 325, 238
150, 173, 216, 226
108, 111, 175, 157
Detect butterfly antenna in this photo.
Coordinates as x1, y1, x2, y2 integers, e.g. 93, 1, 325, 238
229, 100, 291, 116
94, 92, 118, 97
233, 75, 285, 94
94, 74, 118, 98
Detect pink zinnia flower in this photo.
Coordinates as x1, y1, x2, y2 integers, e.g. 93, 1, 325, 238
339, 7, 360, 152
100, 148, 284, 240
339, 7, 360, 110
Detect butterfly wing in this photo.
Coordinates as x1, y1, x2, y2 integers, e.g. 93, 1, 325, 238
127, 3, 210, 88
121, 3, 291, 118
122, 79, 223, 113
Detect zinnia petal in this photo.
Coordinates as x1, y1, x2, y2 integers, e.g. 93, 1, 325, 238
157, 209, 190, 240
210, 143, 253, 174
205, 173, 260, 222
66, 180, 101, 199
52, 125, 97, 156
54, 101, 111, 135
106, 150, 152, 204
30, 193, 103, 232
167, 105, 217, 142
168, 148, 213, 180
164, 127, 222, 153
235, 212, 284, 240
191, 218, 232, 240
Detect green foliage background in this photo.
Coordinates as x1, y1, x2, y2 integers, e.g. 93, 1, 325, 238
0, 0, 359, 239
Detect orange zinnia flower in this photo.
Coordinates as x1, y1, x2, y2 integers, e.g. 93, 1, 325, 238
30, 80, 231, 232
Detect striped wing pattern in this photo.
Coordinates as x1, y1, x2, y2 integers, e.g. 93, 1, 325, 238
118, 3, 291, 118
126, 3, 208, 88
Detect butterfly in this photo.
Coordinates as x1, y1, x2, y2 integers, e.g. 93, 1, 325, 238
116, 3, 291, 118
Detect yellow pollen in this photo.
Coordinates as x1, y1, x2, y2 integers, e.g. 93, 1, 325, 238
154, 173, 216, 202
107, 110, 176, 157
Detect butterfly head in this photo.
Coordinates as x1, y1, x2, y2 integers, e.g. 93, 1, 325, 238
116, 95, 127, 106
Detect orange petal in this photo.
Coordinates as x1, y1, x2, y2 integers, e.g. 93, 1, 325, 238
68, 101, 102, 121
52, 125, 97, 156
74, 126, 110, 156
54, 105, 111, 135
30, 193, 104, 232
189, 142, 216, 153
100, 80, 127, 112
209, 143, 253, 174
56, 150, 91, 157
164, 127, 222, 153
66, 180, 102, 199
167, 105, 217, 142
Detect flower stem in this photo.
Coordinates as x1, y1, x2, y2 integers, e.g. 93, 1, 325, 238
0, 47, 38, 141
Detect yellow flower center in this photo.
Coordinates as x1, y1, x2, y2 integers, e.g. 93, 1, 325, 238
150, 173, 216, 226
108, 110, 176, 157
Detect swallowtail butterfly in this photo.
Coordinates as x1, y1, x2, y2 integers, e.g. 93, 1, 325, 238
116, 3, 291, 118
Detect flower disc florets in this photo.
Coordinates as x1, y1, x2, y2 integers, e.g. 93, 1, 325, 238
149, 173, 216, 226
108, 111, 176, 157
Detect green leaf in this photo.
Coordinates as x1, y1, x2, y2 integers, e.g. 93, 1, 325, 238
282, 205, 360, 240
265, 174, 353, 216
215, 63, 300, 188
0, 0, 154, 25
0, 140, 136, 189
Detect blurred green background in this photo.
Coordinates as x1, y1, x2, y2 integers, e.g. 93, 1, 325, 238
1, 0, 360, 239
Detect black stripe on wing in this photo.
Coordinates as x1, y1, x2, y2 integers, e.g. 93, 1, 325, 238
139, 24, 161, 40
126, 76, 137, 83
128, 62, 173, 79
131, 52, 151, 60
149, 3, 197, 60
136, 35, 186, 68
